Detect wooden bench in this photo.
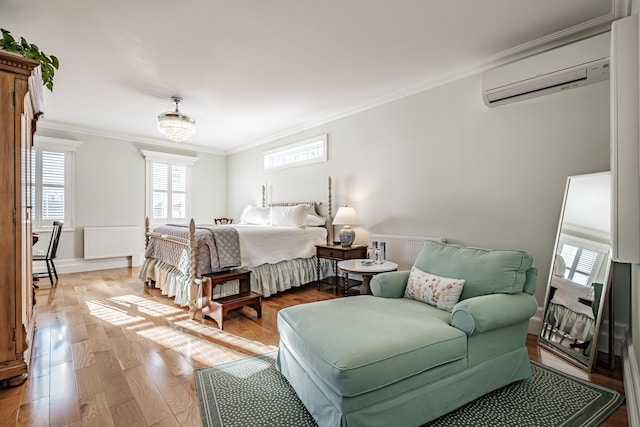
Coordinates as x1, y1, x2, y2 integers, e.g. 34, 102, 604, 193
201, 269, 262, 329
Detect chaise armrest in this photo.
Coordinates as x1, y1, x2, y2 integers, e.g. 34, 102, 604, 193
451, 293, 537, 336
370, 271, 411, 298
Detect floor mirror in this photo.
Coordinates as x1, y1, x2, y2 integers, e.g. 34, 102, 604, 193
538, 172, 612, 372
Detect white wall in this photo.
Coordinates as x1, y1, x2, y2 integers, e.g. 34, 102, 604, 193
33, 129, 226, 271
227, 73, 610, 305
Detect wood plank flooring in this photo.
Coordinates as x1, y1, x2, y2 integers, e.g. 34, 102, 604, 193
0, 267, 627, 426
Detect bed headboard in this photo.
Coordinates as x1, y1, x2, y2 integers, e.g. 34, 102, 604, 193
262, 176, 334, 244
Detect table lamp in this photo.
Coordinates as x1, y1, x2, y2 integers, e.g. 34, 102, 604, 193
333, 206, 359, 247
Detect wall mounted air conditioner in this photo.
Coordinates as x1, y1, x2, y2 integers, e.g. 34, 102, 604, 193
482, 32, 610, 107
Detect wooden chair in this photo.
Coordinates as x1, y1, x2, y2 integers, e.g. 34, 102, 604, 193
214, 218, 233, 225
33, 220, 64, 286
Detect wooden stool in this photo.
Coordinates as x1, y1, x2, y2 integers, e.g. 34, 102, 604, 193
201, 269, 262, 329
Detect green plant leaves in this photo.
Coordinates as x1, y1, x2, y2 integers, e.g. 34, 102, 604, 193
0, 28, 59, 91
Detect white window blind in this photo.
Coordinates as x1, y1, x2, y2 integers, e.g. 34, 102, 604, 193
41, 151, 65, 220
560, 243, 600, 286
32, 137, 82, 230
141, 150, 197, 225
150, 163, 187, 221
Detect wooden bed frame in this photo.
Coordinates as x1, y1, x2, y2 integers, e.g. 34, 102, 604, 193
143, 176, 334, 320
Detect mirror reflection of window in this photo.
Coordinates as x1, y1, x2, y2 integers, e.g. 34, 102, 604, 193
558, 243, 600, 285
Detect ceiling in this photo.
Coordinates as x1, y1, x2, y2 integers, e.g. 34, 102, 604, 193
1, 0, 626, 154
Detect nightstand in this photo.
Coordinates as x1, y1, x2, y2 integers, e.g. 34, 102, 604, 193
315, 244, 367, 294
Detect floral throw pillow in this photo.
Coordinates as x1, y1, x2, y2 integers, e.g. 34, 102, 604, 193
404, 266, 465, 312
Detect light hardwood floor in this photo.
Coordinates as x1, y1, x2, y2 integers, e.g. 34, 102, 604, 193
0, 267, 627, 426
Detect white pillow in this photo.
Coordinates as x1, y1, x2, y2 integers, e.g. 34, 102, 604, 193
403, 266, 465, 312
238, 205, 251, 223
270, 204, 310, 227
306, 214, 326, 226
241, 206, 271, 225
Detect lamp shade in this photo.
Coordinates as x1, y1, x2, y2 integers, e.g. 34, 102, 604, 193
553, 254, 566, 276
333, 206, 359, 247
333, 206, 359, 225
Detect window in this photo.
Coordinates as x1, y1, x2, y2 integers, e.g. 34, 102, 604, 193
31, 137, 82, 230
141, 150, 198, 225
264, 134, 327, 171
558, 237, 609, 286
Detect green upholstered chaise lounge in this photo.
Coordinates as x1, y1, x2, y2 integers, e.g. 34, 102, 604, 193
276, 240, 538, 427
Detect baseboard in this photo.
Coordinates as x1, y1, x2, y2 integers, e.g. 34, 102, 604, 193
528, 306, 544, 335
530, 305, 626, 356
622, 329, 639, 427
33, 255, 144, 275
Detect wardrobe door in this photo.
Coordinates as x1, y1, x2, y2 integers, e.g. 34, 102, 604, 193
0, 70, 17, 364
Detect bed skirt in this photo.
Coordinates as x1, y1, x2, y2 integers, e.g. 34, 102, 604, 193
139, 257, 333, 306
545, 302, 595, 342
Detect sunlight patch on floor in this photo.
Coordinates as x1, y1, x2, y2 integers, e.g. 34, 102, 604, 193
173, 319, 276, 354
86, 300, 146, 326
136, 325, 246, 365
83, 291, 274, 366
109, 294, 184, 317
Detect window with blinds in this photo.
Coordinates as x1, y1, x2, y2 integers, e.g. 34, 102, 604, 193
141, 150, 197, 226
32, 149, 69, 228
151, 162, 187, 221
31, 136, 81, 231
559, 243, 600, 286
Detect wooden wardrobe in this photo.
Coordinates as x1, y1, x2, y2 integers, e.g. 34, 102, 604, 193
0, 50, 44, 385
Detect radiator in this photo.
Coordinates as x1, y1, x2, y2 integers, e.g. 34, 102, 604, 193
84, 226, 142, 259
369, 234, 447, 271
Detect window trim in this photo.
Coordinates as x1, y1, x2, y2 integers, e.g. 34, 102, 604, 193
141, 150, 198, 226
32, 136, 83, 232
263, 134, 327, 171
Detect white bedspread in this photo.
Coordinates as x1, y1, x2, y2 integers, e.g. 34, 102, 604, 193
550, 276, 594, 319
231, 224, 328, 267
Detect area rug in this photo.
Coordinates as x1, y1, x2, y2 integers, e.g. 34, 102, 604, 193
194, 351, 625, 427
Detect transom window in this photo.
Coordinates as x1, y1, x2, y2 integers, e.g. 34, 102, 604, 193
141, 150, 198, 225
264, 134, 327, 171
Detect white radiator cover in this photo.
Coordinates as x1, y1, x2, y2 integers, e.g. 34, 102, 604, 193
84, 226, 142, 259
369, 234, 447, 271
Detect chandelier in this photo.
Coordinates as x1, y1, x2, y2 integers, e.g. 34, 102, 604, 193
157, 97, 196, 142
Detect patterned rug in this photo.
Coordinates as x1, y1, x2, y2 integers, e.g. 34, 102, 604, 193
194, 351, 625, 427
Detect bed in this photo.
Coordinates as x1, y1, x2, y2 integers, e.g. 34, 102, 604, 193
543, 276, 595, 345
139, 177, 336, 319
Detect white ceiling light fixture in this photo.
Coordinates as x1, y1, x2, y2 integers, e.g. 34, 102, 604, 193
157, 97, 196, 142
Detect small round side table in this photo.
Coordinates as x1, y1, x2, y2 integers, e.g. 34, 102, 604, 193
337, 259, 398, 295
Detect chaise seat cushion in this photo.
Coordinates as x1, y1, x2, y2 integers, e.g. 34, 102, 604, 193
277, 296, 467, 397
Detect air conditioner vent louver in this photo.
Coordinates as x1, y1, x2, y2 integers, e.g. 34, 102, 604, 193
482, 33, 610, 107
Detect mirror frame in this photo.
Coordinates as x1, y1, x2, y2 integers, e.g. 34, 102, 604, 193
537, 171, 612, 372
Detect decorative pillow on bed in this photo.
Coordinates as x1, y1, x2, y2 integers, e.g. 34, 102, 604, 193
240, 205, 271, 225
306, 214, 326, 226
270, 204, 310, 227
403, 266, 465, 312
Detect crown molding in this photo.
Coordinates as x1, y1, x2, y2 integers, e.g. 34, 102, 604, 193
38, 120, 225, 156
39, 1, 630, 158
227, 1, 628, 155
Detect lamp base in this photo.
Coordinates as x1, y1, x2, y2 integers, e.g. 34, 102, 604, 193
339, 226, 355, 247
